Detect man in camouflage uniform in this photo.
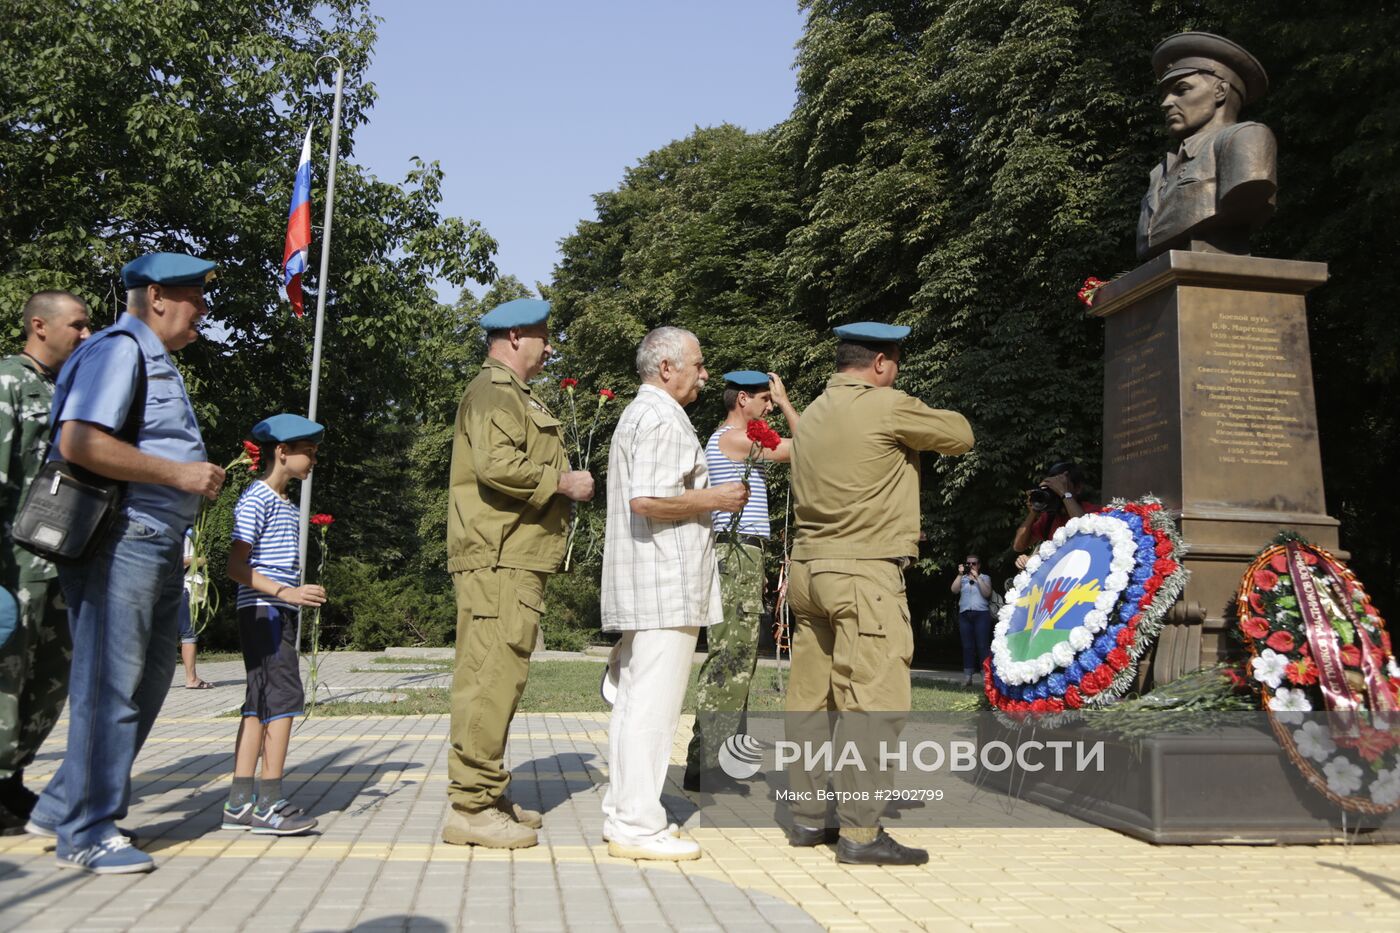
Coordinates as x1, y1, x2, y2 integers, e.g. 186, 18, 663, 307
684, 370, 800, 792
0, 291, 91, 832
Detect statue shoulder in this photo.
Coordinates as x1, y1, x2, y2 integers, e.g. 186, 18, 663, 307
1216, 121, 1276, 150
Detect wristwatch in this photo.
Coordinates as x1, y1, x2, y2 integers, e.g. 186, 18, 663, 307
1062, 491, 1074, 499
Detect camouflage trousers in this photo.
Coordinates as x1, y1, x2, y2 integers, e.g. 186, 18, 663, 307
0, 578, 72, 778
685, 541, 764, 780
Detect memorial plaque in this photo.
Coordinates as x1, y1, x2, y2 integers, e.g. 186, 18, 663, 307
1092, 250, 1337, 681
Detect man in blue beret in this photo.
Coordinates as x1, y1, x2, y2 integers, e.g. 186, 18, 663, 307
27, 252, 226, 873
783, 322, 973, 865
684, 368, 800, 792
442, 297, 596, 849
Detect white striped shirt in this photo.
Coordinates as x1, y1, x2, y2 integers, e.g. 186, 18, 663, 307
706, 425, 770, 537
232, 480, 301, 610
600, 385, 722, 632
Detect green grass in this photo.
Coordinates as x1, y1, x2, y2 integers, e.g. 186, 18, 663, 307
308, 660, 983, 716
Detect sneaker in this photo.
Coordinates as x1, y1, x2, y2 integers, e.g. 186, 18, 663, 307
221, 802, 256, 831
607, 828, 702, 862
25, 819, 137, 842
249, 800, 317, 836
55, 835, 154, 875
494, 795, 543, 829
442, 806, 537, 849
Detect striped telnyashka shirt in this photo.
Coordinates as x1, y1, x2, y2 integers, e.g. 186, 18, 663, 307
705, 425, 770, 538
231, 480, 301, 611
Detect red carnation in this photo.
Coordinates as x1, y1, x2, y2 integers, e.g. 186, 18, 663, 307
1044, 698, 1065, 713
1154, 538, 1173, 557
1340, 644, 1362, 667
1265, 630, 1295, 653
1153, 558, 1179, 577
1241, 616, 1270, 640
746, 419, 781, 451
310, 513, 335, 526
560, 377, 579, 391
1030, 699, 1051, 713
1116, 627, 1134, 648
1064, 686, 1084, 709
1270, 552, 1289, 573
1076, 276, 1108, 308
1285, 657, 1319, 686
1255, 569, 1279, 591
1223, 668, 1249, 691
1107, 648, 1129, 672
243, 440, 261, 472
598, 388, 615, 400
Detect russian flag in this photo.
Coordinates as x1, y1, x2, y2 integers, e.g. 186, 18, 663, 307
282, 127, 313, 316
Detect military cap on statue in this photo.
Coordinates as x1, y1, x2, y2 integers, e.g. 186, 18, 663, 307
723, 370, 771, 389
833, 321, 911, 343
478, 298, 551, 332
1153, 32, 1269, 106
120, 252, 217, 289
250, 413, 325, 445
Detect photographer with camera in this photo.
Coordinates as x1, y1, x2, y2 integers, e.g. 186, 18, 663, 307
1012, 461, 1098, 570
950, 555, 993, 686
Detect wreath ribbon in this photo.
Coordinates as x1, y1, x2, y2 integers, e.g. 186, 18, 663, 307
1288, 542, 1362, 738
1312, 545, 1400, 728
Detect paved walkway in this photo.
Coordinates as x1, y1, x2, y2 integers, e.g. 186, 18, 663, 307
1, 652, 1397, 931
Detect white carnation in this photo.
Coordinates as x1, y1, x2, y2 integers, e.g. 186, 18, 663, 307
1095, 592, 1119, 613
1051, 527, 1068, 547
1322, 757, 1364, 798
1063, 517, 1083, 536
1038, 540, 1056, 559
1014, 572, 1031, 591
1250, 649, 1288, 689
1068, 626, 1092, 651
1293, 721, 1336, 763
1106, 571, 1130, 593
1083, 610, 1107, 634
1051, 641, 1075, 666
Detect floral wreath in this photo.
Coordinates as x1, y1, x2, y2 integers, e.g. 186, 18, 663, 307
1237, 539, 1400, 812
986, 497, 1187, 714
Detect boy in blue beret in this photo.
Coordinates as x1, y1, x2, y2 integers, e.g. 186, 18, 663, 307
221, 414, 326, 835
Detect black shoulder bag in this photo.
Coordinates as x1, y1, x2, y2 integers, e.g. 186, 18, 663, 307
12, 333, 147, 563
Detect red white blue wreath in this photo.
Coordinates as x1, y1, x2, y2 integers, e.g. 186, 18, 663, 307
985, 498, 1188, 713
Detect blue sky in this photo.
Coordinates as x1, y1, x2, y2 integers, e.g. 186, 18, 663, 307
352, 1, 807, 301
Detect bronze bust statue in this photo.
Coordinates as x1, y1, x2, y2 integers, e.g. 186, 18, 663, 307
1136, 33, 1277, 261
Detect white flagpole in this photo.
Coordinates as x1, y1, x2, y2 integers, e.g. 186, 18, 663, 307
297, 56, 344, 590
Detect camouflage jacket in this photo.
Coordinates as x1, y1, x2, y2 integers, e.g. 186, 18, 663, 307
0, 354, 58, 583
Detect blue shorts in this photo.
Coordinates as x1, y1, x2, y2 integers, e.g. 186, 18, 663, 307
239, 604, 304, 723
177, 591, 197, 644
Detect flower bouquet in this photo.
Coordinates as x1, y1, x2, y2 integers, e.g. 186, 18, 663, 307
1236, 536, 1400, 812
186, 441, 261, 636
986, 497, 1188, 715
717, 419, 780, 564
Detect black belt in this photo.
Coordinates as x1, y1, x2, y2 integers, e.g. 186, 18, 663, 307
724, 534, 766, 549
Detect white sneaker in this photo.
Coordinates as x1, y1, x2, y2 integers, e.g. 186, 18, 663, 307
607, 828, 701, 861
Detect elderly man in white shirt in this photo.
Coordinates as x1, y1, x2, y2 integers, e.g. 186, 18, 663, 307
600, 326, 748, 861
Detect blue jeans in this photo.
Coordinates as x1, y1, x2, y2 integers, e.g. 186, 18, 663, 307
958, 609, 993, 676
30, 515, 184, 848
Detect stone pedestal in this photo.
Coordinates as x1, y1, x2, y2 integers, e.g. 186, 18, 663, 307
1091, 250, 1337, 684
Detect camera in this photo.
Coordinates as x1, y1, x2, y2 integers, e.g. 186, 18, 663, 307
1026, 485, 1062, 513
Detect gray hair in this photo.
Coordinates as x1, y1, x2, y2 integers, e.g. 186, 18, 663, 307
126, 287, 149, 312
635, 326, 697, 379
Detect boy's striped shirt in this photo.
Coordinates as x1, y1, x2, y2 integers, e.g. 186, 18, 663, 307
232, 480, 301, 610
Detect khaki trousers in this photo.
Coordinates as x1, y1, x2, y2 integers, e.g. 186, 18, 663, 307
784, 559, 913, 829
447, 567, 546, 813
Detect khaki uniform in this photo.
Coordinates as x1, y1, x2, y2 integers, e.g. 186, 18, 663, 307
0, 355, 71, 781
785, 374, 972, 830
447, 359, 568, 813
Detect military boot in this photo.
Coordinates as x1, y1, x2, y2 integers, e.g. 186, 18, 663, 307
442, 806, 538, 848
494, 795, 543, 829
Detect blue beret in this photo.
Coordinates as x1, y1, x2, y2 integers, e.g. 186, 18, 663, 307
250, 413, 325, 445
479, 298, 550, 332
723, 370, 771, 388
833, 321, 911, 343
121, 252, 217, 289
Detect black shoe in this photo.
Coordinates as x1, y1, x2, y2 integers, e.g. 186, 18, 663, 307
682, 770, 749, 795
0, 802, 25, 837
0, 771, 36, 820
835, 829, 929, 866
786, 823, 840, 847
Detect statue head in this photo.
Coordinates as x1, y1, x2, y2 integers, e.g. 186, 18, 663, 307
1153, 33, 1268, 141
